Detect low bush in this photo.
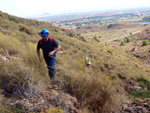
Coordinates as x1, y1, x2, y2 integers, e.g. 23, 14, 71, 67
107, 50, 113, 55
139, 55, 147, 60
68, 33, 73, 37
0, 60, 39, 97
0, 33, 22, 55
9, 17, 18, 23
61, 72, 116, 113
95, 38, 100, 42
19, 25, 34, 35
130, 32, 132, 35
142, 40, 149, 46
127, 38, 130, 43
21, 43, 48, 81
120, 42, 125, 46
124, 37, 130, 43
137, 77, 150, 87
124, 39, 127, 43
132, 91, 150, 98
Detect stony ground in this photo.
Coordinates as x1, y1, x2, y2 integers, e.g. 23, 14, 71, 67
0, 76, 80, 113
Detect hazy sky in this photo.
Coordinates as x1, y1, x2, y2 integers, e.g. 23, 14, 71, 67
0, 0, 150, 17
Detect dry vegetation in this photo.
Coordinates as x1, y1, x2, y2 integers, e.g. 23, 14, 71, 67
0, 11, 150, 112
74, 22, 149, 43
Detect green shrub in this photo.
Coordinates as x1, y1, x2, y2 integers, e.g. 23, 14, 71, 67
142, 40, 149, 46
124, 37, 130, 43
120, 42, 126, 46
139, 82, 145, 89
130, 32, 132, 35
95, 38, 100, 42
137, 77, 150, 87
132, 91, 150, 98
68, 33, 73, 37
124, 39, 127, 43
62, 73, 113, 113
0, 33, 22, 55
139, 55, 147, 60
0, 60, 38, 97
107, 50, 113, 55
99, 36, 102, 38
9, 17, 18, 23
19, 25, 34, 35
126, 38, 130, 43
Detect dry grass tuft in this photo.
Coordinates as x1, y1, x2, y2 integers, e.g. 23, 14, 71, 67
0, 60, 39, 97
61, 72, 116, 113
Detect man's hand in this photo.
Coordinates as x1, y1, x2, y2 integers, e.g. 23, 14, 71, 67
39, 57, 42, 63
48, 45, 61, 57
37, 49, 42, 63
48, 51, 55, 57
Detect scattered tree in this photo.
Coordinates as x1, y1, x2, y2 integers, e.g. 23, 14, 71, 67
142, 40, 149, 46
68, 33, 73, 37
127, 37, 130, 43
130, 32, 132, 35
120, 42, 126, 46
124, 38, 127, 43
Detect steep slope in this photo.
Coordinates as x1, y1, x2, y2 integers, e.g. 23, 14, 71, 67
0, 11, 150, 112
110, 27, 150, 65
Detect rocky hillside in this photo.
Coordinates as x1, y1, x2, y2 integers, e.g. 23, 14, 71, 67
111, 27, 150, 65
0, 11, 150, 113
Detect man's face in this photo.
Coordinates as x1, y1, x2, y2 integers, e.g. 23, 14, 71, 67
42, 35, 48, 40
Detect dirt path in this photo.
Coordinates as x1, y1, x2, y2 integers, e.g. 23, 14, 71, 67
102, 30, 142, 43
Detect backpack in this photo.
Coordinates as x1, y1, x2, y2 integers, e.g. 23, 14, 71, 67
40, 36, 53, 46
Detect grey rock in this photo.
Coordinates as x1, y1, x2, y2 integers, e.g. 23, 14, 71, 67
134, 86, 143, 91
82, 38, 88, 42
131, 48, 136, 52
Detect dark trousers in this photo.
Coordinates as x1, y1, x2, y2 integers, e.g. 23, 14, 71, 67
45, 54, 57, 79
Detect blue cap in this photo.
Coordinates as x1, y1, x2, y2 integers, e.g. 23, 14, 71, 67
39, 29, 49, 36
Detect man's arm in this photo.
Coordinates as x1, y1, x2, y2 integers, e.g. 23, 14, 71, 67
48, 45, 61, 56
37, 49, 42, 62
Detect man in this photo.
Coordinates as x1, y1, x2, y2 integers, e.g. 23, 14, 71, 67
37, 29, 61, 80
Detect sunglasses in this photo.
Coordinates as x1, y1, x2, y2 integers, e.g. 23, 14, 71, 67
38, 32, 44, 35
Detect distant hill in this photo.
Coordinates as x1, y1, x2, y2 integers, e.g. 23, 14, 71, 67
33, 7, 150, 23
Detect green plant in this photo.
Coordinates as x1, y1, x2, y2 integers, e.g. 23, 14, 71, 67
62, 73, 113, 113
95, 38, 100, 42
124, 38, 127, 43
0, 60, 38, 97
139, 55, 147, 60
68, 33, 73, 37
41, 106, 63, 113
0, 33, 22, 55
126, 37, 130, 43
120, 42, 126, 46
19, 25, 34, 35
107, 50, 113, 55
137, 77, 150, 87
139, 82, 145, 89
130, 32, 132, 35
132, 91, 150, 98
142, 40, 149, 46
124, 37, 130, 43
9, 17, 18, 23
